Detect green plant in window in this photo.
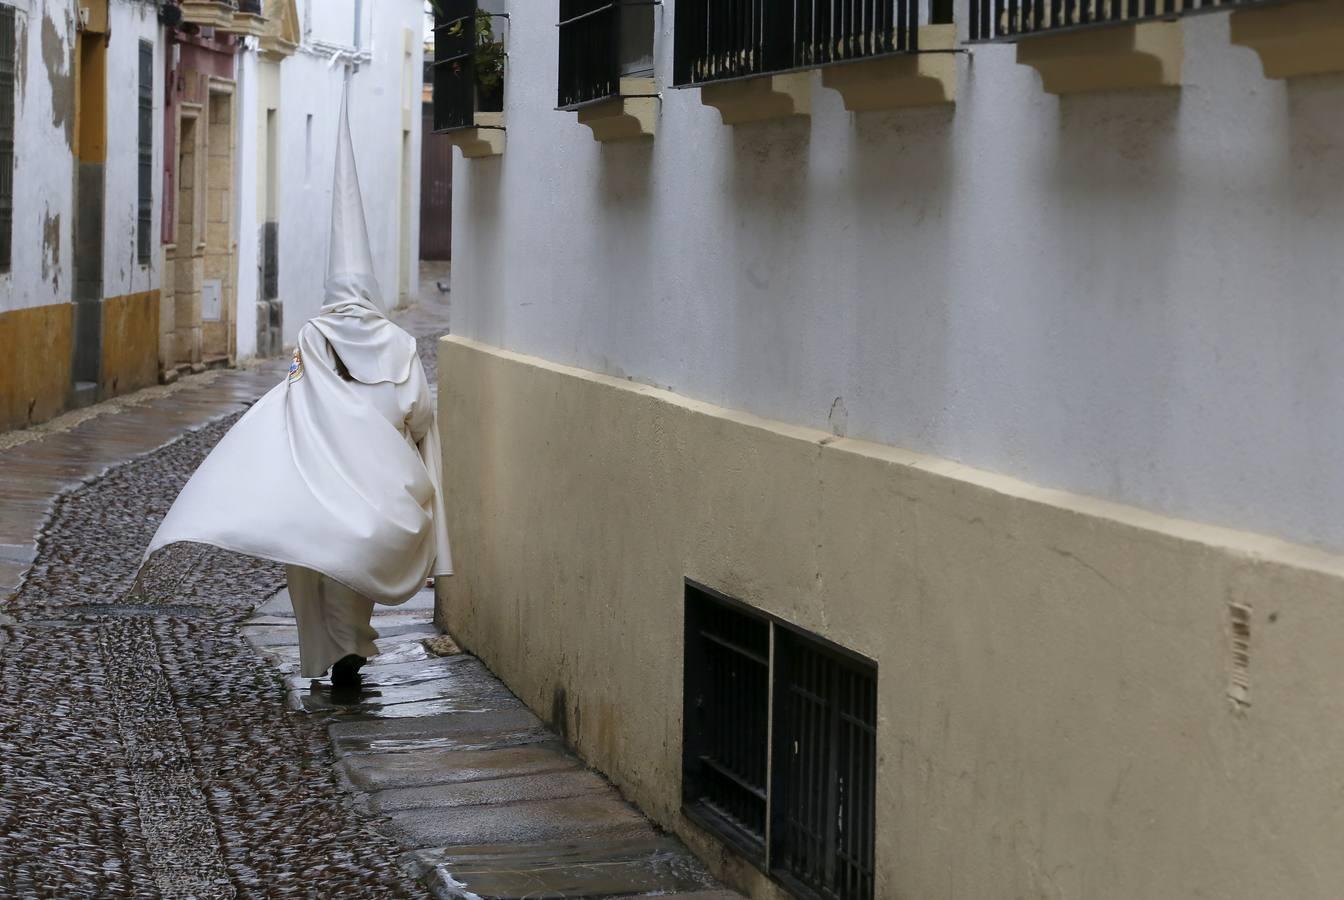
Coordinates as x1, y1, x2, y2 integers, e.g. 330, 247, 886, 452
428, 2, 504, 95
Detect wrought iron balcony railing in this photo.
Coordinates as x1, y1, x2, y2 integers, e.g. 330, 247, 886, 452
967, 0, 1274, 41
432, 0, 507, 132
557, 0, 656, 110
673, 0, 953, 88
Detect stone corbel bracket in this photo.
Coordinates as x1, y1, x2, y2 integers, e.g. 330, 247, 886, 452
821, 25, 957, 111
1230, 0, 1344, 79
179, 0, 235, 29
1017, 21, 1183, 94
700, 72, 812, 125
445, 113, 506, 159
575, 78, 658, 142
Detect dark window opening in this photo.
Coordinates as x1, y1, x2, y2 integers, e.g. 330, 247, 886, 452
557, 0, 657, 110
683, 581, 878, 900
432, 0, 507, 133
672, 0, 948, 89
967, 0, 1273, 42
137, 41, 154, 265
0, 5, 15, 273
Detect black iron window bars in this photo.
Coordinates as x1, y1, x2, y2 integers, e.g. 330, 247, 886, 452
683, 581, 878, 900
432, 0, 508, 133
673, 0, 954, 89
557, 0, 658, 111
968, 0, 1276, 41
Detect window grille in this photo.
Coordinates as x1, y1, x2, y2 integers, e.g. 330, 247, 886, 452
683, 585, 771, 860
967, 0, 1274, 41
683, 581, 878, 900
774, 628, 878, 900
0, 5, 15, 273
557, 0, 656, 110
137, 41, 154, 265
432, 0, 506, 132
673, 0, 949, 88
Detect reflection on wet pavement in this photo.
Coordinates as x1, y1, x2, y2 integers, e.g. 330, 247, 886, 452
245, 587, 740, 898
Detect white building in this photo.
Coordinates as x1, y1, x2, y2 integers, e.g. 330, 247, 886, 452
237, 0, 424, 359
0, 0, 422, 433
434, 1, 1344, 898
0, 0, 164, 429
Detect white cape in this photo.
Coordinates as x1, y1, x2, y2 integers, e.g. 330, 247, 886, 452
145, 81, 451, 606
144, 311, 452, 605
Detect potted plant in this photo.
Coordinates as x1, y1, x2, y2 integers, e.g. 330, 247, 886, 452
430, 3, 505, 113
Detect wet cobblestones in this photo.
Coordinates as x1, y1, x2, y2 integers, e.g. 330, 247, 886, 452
0, 411, 424, 897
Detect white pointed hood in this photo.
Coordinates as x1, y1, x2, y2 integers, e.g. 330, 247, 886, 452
310, 81, 417, 385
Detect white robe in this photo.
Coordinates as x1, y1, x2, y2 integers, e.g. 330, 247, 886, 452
144, 310, 453, 609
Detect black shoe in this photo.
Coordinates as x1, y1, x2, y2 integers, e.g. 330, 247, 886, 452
331, 654, 366, 691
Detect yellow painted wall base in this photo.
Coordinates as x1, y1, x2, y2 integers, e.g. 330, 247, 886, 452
1230, 0, 1344, 79
0, 303, 74, 431
1017, 21, 1183, 94
820, 26, 957, 111
100, 291, 161, 399
438, 335, 1344, 900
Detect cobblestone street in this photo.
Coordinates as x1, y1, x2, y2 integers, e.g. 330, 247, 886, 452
0, 305, 450, 898
0, 293, 736, 900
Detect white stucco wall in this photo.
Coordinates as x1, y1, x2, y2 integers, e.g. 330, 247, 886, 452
102, 1, 161, 299
450, 4, 1344, 552
254, 0, 421, 347
234, 46, 259, 359
0, 0, 75, 314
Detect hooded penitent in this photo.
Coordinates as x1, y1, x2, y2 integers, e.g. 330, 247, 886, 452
143, 87, 451, 605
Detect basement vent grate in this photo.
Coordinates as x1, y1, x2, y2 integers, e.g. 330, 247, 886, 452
683, 581, 877, 900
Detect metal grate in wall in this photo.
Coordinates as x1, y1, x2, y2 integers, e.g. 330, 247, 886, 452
0, 5, 15, 273
683, 581, 877, 900
137, 41, 154, 265
774, 629, 878, 900
683, 584, 771, 860
432, 0, 481, 132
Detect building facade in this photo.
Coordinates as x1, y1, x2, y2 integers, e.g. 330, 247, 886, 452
435, 1, 1344, 898
0, 0, 423, 431
0, 0, 163, 431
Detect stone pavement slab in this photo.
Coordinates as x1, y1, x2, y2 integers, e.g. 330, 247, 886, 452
243, 587, 740, 899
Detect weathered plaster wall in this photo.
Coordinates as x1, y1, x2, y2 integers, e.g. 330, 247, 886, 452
438, 335, 1344, 900
102, 1, 162, 300
99, 290, 159, 397
450, 3, 1344, 552
0, 0, 75, 316
0, 303, 71, 429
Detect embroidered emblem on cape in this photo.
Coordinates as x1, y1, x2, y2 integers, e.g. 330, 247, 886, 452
288, 348, 304, 383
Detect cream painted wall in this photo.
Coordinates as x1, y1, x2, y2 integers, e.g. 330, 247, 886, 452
438, 335, 1344, 900
101, 0, 161, 299
0, 0, 75, 314
449, 2, 1344, 552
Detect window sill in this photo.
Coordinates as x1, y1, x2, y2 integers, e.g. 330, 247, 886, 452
820, 25, 958, 111
700, 72, 812, 125
574, 78, 657, 142
442, 113, 506, 159
1016, 21, 1182, 94
1230, 0, 1344, 79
